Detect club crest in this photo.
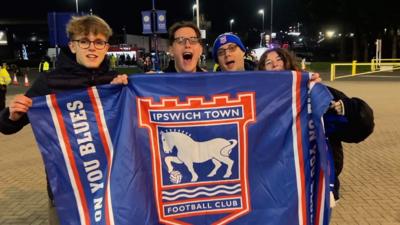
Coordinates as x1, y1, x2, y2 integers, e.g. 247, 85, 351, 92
137, 93, 256, 224
219, 35, 227, 44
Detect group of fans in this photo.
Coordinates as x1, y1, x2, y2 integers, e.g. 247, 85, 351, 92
162, 21, 374, 205
0, 15, 374, 224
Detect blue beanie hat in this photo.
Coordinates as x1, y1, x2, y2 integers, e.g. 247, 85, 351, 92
212, 33, 246, 62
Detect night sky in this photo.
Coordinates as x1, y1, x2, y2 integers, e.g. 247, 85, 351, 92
2, 0, 303, 35
2, 0, 399, 61
2, 0, 399, 48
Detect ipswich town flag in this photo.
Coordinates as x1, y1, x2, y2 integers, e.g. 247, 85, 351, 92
28, 71, 333, 225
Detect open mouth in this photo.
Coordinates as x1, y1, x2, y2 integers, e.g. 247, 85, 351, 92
182, 52, 193, 61
86, 54, 98, 59
226, 60, 235, 66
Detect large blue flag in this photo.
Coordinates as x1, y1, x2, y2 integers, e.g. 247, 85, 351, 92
28, 71, 333, 225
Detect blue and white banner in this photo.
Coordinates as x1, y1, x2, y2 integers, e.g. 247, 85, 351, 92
141, 10, 152, 34
156, 10, 167, 34
47, 12, 75, 47
28, 71, 333, 225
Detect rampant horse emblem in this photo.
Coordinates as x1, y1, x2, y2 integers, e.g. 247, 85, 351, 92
137, 93, 255, 224
160, 130, 238, 182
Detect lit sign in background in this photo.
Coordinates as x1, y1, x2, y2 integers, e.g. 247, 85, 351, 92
0, 31, 7, 45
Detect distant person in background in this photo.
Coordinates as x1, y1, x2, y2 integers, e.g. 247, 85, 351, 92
126, 54, 132, 66
143, 56, 153, 72
119, 53, 126, 66
0, 14, 127, 225
258, 47, 375, 202
38, 58, 50, 73
213, 62, 221, 72
0, 62, 12, 110
109, 54, 117, 69
163, 21, 205, 73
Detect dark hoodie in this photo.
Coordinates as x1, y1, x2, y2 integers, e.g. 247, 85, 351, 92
0, 48, 118, 202
162, 60, 206, 73
324, 86, 374, 200
0, 48, 118, 134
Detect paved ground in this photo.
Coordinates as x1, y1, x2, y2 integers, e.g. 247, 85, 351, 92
0, 73, 399, 224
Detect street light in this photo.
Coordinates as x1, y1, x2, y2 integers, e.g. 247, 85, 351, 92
270, 0, 273, 36
192, 4, 197, 21
229, 19, 234, 32
326, 30, 335, 38
192, 0, 200, 28
258, 9, 264, 31
75, 0, 79, 13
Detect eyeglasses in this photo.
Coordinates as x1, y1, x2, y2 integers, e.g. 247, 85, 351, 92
174, 37, 201, 45
72, 39, 109, 50
217, 44, 238, 56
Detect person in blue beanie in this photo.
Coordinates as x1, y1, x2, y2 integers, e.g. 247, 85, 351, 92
212, 33, 255, 71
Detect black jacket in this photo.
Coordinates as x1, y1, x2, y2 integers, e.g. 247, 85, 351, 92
0, 49, 118, 202
0, 49, 118, 134
324, 86, 374, 200
163, 60, 206, 73
213, 59, 254, 72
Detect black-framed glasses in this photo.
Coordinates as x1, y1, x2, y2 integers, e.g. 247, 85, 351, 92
72, 39, 108, 50
174, 37, 201, 45
217, 44, 238, 56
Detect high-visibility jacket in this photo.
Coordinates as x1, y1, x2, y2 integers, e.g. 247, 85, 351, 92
39, 61, 50, 72
0, 67, 11, 85
213, 63, 220, 72
43, 61, 50, 71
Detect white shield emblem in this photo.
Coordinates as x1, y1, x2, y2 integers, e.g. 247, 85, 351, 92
138, 93, 256, 224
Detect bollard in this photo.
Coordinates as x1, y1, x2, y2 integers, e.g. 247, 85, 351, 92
352, 60, 357, 75
301, 58, 306, 70
330, 64, 336, 81
371, 58, 375, 71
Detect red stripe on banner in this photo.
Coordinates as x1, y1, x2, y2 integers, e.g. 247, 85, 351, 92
87, 88, 112, 161
314, 170, 324, 225
50, 94, 91, 225
295, 71, 307, 225
87, 88, 112, 225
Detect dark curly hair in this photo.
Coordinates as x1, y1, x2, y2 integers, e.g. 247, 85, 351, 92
257, 48, 300, 71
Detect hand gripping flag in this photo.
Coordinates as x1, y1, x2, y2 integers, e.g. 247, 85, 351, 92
28, 71, 333, 225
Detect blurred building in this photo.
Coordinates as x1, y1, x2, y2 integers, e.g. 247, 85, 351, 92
1, 18, 169, 68
0, 19, 48, 67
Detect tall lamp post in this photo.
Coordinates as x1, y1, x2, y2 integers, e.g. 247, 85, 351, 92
258, 9, 264, 32
270, 0, 273, 36
229, 19, 234, 32
192, 4, 197, 21
75, 0, 79, 13
195, 0, 200, 28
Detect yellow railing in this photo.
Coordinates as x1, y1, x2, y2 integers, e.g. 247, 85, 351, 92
330, 60, 400, 81
371, 58, 400, 71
